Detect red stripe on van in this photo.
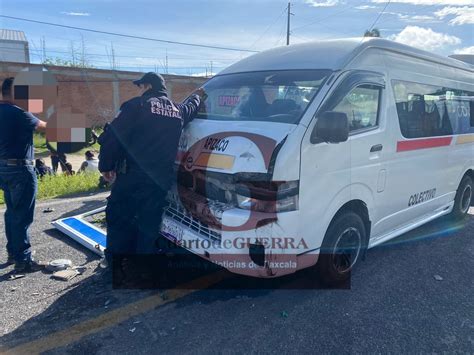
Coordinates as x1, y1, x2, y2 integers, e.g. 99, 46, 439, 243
397, 137, 453, 152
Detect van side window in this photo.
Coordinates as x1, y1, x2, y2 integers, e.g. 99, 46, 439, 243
332, 84, 381, 132
457, 90, 474, 128
471, 99, 474, 128
391, 80, 474, 137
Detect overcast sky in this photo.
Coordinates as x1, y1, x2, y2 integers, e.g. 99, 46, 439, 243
0, 0, 472, 75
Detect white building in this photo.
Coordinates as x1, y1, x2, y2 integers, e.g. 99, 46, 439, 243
0, 29, 30, 63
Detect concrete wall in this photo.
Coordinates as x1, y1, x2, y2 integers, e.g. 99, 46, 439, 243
0, 61, 207, 126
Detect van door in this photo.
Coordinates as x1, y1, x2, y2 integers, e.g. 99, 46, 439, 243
299, 71, 388, 248
376, 80, 456, 234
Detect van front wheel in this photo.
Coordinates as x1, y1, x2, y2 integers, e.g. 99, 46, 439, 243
318, 212, 366, 286
451, 175, 473, 220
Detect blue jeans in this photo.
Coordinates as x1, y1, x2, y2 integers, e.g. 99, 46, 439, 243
0, 165, 37, 263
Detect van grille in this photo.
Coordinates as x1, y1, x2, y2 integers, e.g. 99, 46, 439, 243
164, 202, 222, 243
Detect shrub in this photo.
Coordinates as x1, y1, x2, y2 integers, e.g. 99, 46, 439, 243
0, 172, 105, 205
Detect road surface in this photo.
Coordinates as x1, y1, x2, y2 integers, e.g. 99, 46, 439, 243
0, 193, 473, 353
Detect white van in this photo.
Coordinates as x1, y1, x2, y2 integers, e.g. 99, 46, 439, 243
160, 38, 474, 285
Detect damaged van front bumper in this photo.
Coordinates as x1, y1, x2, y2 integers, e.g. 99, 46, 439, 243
160, 196, 318, 278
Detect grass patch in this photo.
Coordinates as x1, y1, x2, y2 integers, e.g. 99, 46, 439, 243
90, 212, 107, 229
0, 172, 106, 205
33, 132, 49, 155
37, 173, 103, 200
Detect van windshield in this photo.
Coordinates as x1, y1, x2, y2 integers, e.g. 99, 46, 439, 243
197, 70, 331, 124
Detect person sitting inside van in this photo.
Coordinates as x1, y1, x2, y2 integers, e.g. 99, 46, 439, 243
79, 150, 99, 174
233, 88, 269, 119
35, 158, 53, 178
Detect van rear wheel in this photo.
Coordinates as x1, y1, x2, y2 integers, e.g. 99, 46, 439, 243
450, 175, 473, 221
318, 212, 366, 287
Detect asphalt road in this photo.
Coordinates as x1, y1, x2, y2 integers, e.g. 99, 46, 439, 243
0, 193, 473, 354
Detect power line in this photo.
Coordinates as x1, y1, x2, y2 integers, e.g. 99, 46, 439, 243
364, 1, 435, 35
0, 45, 239, 61
292, 1, 366, 31
351, 0, 391, 53
249, 6, 288, 49
290, 34, 312, 42
0, 14, 259, 53
367, 0, 392, 33
273, 20, 288, 47
293, 17, 362, 39
0, 48, 224, 70
0, 46, 230, 75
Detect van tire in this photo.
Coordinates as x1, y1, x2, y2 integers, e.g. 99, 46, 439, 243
318, 211, 366, 287
450, 175, 473, 221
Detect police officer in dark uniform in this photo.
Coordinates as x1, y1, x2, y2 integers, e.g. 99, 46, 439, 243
0, 77, 47, 272
98, 72, 204, 267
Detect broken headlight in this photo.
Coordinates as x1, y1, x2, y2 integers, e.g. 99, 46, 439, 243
235, 180, 299, 213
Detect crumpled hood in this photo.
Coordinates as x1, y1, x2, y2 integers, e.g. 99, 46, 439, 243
176, 119, 296, 174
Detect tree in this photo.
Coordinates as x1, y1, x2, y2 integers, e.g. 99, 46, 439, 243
364, 28, 381, 38
41, 38, 95, 68
43, 57, 95, 68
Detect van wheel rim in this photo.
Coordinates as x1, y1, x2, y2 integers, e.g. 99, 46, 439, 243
461, 185, 472, 214
331, 227, 362, 274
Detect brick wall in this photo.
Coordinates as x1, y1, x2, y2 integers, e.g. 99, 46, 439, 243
0, 61, 207, 126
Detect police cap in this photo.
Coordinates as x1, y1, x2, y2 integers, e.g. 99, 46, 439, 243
133, 72, 167, 90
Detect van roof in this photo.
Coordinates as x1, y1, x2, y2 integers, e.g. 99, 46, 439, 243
219, 38, 474, 75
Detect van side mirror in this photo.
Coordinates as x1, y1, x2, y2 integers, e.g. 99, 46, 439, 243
310, 111, 349, 144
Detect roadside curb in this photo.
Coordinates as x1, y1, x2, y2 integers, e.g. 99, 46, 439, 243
0, 191, 110, 213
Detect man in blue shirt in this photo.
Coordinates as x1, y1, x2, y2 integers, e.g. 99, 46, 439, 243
0, 77, 47, 272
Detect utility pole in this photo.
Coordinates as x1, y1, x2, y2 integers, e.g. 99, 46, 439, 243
165, 49, 169, 74
80, 34, 86, 67
69, 40, 76, 66
111, 43, 116, 70
41, 36, 46, 63
286, 2, 292, 46
210, 60, 213, 76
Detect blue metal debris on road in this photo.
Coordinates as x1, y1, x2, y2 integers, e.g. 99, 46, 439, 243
52, 206, 107, 256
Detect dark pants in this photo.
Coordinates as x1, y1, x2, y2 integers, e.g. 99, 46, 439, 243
0, 165, 37, 263
51, 154, 66, 173
51, 155, 59, 173
105, 171, 168, 263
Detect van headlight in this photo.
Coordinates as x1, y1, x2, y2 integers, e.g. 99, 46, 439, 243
275, 194, 299, 212
235, 180, 299, 212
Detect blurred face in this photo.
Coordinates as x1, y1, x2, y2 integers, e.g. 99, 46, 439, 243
13, 69, 58, 120
13, 67, 92, 154
14, 85, 58, 115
